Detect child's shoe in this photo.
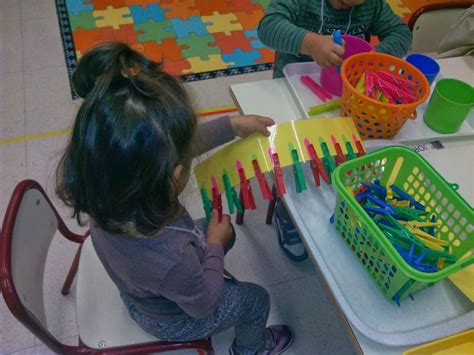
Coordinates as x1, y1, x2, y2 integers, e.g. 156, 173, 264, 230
274, 201, 308, 261
261, 325, 294, 354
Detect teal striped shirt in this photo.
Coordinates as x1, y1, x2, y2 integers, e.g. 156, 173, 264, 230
258, 0, 412, 77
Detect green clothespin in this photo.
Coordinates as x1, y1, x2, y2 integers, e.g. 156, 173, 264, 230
289, 143, 307, 193
222, 169, 243, 215
200, 186, 212, 223
342, 135, 357, 161
320, 137, 335, 183
385, 215, 425, 249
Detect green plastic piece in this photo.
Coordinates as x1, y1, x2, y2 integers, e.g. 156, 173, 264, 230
223, 169, 243, 215
320, 137, 335, 182
332, 146, 474, 303
289, 143, 307, 193
307, 98, 342, 116
342, 135, 357, 160
200, 187, 212, 223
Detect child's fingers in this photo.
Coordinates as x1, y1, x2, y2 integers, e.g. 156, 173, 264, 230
210, 208, 219, 224
329, 52, 343, 66
333, 43, 345, 57
257, 115, 275, 127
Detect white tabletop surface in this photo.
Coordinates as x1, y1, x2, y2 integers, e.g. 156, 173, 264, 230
230, 56, 474, 354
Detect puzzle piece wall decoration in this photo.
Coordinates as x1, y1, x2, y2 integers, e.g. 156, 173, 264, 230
58, 0, 278, 98
93, 6, 134, 30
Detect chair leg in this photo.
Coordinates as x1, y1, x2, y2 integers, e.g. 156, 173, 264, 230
61, 243, 84, 296
235, 189, 245, 225
265, 185, 277, 225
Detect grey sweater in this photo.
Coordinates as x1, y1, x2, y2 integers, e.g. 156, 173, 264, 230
91, 117, 235, 321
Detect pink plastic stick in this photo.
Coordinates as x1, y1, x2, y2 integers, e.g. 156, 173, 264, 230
300, 75, 332, 102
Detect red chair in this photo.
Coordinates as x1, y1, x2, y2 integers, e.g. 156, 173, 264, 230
0, 179, 214, 354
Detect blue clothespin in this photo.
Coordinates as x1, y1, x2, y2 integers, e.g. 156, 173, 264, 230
366, 195, 396, 213
361, 182, 386, 199
333, 30, 343, 73
390, 185, 425, 210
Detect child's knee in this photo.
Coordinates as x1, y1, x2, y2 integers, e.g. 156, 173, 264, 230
247, 283, 270, 311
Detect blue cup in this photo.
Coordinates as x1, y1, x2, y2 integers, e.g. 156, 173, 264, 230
406, 54, 440, 85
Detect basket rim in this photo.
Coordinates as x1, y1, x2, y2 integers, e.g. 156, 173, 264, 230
333, 145, 474, 282
341, 52, 431, 110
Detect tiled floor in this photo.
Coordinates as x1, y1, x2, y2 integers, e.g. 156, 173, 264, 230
0, 1, 354, 354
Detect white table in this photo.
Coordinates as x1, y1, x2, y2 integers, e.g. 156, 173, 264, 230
230, 56, 474, 354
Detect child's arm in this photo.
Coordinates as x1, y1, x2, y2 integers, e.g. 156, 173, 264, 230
370, 1, 413, 57
258, 0, 344, 67
258, 0, 308, 55
192, 115, 274, 157
160, 210, 232, 318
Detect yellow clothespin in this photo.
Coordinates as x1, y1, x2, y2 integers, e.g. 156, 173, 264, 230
437, 258, 445, 270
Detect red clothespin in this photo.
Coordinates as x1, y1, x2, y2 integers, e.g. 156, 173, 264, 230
236, 161, 256, 210
211, 176, 222, 222
304, 139, 330, 187
269, 148, 286, 197
252, 156, 273, 201
331, 135, 346, 167
352, 134, 365, 157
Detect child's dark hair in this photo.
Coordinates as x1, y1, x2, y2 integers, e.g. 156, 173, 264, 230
56, 42, 196, 236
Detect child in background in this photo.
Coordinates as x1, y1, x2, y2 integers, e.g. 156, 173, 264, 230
56, 42, 293, 355
258, 0, 413, 78
258, 0, 412, 261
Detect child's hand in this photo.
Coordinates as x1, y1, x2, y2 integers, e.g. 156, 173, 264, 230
207, 209, 233, 246
301, 32, 344, 68
230, 115, 275, 138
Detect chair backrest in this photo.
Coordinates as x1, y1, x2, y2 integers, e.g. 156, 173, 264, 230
0, 180, 85, 352
409, 2, 472, 54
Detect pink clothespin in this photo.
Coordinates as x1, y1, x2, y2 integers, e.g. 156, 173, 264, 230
211, 176, 222, 222
236, 161, 256, 210
269, 148, 286, 197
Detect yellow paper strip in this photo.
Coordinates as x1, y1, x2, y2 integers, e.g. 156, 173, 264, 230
194, 117, 362, 195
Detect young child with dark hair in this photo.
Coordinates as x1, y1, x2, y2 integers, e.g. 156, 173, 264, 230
258, 0, 412, 261
56, 42, 293, 355
258, 0, 413, 78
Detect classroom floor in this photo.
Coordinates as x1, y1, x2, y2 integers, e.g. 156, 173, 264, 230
0, 1, 355, 354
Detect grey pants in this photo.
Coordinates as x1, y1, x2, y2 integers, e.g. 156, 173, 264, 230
123, 219, 271, 354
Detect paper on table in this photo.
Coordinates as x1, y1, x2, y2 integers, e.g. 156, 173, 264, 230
194, 117, 363, 195
448, 252, 474, 302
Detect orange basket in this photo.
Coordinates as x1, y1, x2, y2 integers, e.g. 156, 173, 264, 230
340, 53, 430, 140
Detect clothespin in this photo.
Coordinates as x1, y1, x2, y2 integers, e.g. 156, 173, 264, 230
390, 185, 425, 210
211, 176, 223, 222
289, 143, 307, 193
319, 137, 336, 182
428, 214, 437, 236
331, 135, 346, 166
252, 155, 273, 201
366, 195, 396, 214
304, 138, 329, 187
236, 161, 256, 210
269, 148, 286, 197
342, 135, 357, 161
384, 215, 425, 249
222, 169, 243, 215
352, 134, 365, 157
361, 181, 386, 199
200, 186, 212, 223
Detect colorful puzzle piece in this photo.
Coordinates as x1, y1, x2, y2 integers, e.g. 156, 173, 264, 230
161, 0, 200, 20
244, 30, 265, 49
225, 0, 262, 13
193, 0, 231, 16
171, 16, 210, 37
69, 10, 97, 31
127, 3, 167, 24
255, 47, 275, 63
124, 0, 157, 7
201, 11, 243, 35
93, 6, 133, 30
178, 33, 220, 60
163, 58, 192, 76
234, 9, 264, 30
67, 1, 94, 16
210, 31, 253, 54
92, 0, 126, 11
135, 19, 176, 43
183, 54, 228, 74
222, 48, 262, 68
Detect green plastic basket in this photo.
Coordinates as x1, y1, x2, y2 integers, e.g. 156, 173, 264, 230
332, 146, 474, 303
